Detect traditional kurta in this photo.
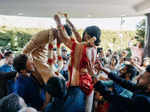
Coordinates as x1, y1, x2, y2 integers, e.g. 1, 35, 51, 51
23, 29, 57, 84
65, 39, 97, 88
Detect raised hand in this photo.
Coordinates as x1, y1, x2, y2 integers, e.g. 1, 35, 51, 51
66, 19, 74, 28
54, 14, 61, 26
95, 59, 104, 71
64, 13, 68, 19
57, 33, 62, 44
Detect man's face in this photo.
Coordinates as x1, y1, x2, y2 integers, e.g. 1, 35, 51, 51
111, 58, 117, 66
106, 51, 111, 57
26, 59, 35, 72
136, 42, 142, 48
7, 54, 14, 65
137, 72, 150, 86
143, 60, 150, 67
83, 32, 92, 42
119, 66, 127, 74
119, 66, 128, 78
121, 52, 127, 58
62, 50, 67, 57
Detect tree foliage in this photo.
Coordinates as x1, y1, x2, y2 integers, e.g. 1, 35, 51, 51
136, 19, 145, 42
0, 26, 136, 52
0, 26, 42, 51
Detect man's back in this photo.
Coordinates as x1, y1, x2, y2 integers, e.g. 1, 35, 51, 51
15, 74, 44, 110
0, 64, 15, 94
44, 87, 85, 112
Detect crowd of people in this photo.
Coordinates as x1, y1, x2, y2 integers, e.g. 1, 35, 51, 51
0, 13, 150, 112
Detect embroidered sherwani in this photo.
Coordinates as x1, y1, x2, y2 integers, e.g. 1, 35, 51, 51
61, 37, 97, 87
23, 29, 57, 84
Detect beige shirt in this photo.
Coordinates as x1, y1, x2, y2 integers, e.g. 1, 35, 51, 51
23, 29, 56, 84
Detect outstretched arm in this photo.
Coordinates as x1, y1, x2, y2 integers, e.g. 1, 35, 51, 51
0, 71, 16, 80
54, 14, 74, 50
94, 81, 131, 110
95, 61, 140, 92
23, 29, 50, 55
66, 18, 82, 42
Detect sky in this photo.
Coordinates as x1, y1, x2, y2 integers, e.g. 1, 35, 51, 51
0, 15, 145, 31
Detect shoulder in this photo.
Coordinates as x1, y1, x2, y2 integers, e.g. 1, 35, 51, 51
0, 64, 6, 68
0, 64, 8, 71
16, 75, 32, 84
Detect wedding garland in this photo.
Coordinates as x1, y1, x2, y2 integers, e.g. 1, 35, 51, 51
47, 29, 63, 76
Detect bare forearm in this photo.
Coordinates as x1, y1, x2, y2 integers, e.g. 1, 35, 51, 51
57, 27, 72, 49
72, 28, 82, 42
54, 14, 73, 49
66, 19, 82, 42
101, 67, 110, 75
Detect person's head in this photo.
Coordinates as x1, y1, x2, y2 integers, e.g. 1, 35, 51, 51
52, 48, 58, 64
18, 107, 37, 112
119, 64, 138, 81
121, 50, 128, 58
4, 51, 13, 65
113, 51, 118, 56
46, 77, 67, 99
97, 47, 103, 54
82, 26, 101, 46
63, 56, 69, 65
64, 24, 72, 37
136, 41, 143, 48
137, 65, 150, 90
13, 54, 35, 74
110, 56, 118, 67
106, 49, 112, 57
61, 47, 68, 57
0, 94, 26, 112
143, 57, 150, 67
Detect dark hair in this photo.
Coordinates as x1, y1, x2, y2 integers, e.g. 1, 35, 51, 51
4, 51, 12, 58
64, 24, 72, 36
62, 56, 69, 61
53, 48, 57, 51
13, 54, 28, 72
125, 64, 139, 80
145, 65, 150, 73
110, 56, 118, 66
61, 47, 67, 52
97, 47, 103, 54
46, 77, 67, 99
0, 94, 25, 112
82, 26, 101, 46
108, 49, 112, 54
